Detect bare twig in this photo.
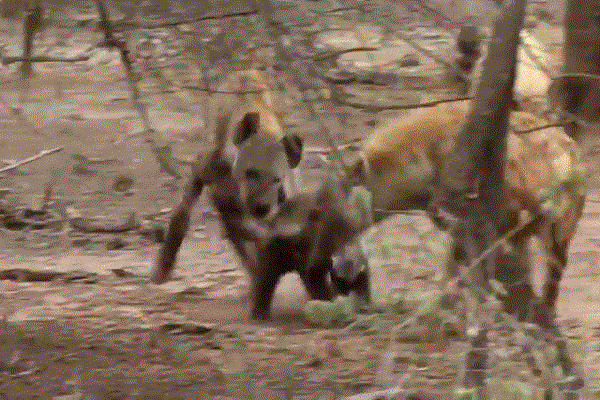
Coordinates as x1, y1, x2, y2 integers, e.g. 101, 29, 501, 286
0, 94, 41, 135
0, 147, 63, 173
94, 0, 180, 180
113, 9, 259, 30
519, 31, 554, 78
143, 136, 182, 180
512, 120, 574, 134
95, 0, 150, 130
251, 0, 351, 179
20, 1, 43, 81
411, 0, 460, 28
460, 213, 543, 284
1, 55, 90, 66
181, 86, 266, 94
331, 87, 471, 111
312, 6, 360, 14
312, 46, 379, 62
393, 30, 468, 82
197, 38, 211, 142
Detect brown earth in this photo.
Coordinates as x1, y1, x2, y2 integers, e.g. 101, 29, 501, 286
0, 11, 597, 400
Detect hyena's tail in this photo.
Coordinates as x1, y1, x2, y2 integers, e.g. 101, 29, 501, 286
150, 173, 204, 284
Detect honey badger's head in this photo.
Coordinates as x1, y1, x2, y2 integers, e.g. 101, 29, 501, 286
227, 112, 303, 219
330, 242, 371, 308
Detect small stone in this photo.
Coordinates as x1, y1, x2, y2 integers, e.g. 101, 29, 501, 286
399, 54, 420, 68
106, 237, 127, 250
44, 294, 68, 305
71, 236, 90, 247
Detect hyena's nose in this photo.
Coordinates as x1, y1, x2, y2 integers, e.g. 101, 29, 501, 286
253, 203, 271, 218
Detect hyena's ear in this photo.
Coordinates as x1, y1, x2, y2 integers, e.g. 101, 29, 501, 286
232, 112, 260, 146
281, 134, 303, 169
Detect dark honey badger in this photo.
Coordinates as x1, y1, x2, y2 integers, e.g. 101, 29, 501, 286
160, 113, 371, 320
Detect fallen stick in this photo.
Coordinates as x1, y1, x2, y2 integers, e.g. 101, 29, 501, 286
0, 147, 63, 173
143, 136, 182, 180
112, 9, 259, 30
1, 55, 90, 66
69, 212, 140, 233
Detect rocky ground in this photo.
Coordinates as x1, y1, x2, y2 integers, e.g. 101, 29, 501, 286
0, 0, 597, 399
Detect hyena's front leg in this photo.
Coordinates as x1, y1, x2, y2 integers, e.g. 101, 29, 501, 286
150, 173, 204, 284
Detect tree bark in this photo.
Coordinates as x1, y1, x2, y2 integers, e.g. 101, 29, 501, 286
564, 0, 600, 74
428, 0, 526, 291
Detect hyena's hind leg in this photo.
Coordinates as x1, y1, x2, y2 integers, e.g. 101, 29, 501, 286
540, 194, 585, 318
530, 194, 586, 380
150, 172, 204, 284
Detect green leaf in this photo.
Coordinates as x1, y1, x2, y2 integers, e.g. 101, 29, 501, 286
488, 279, 508, 296
453, 387, 479, 400
381, 243, 395, 258
351, 186, 373, 212
303, 300, 346, 327
500, 380, 533, 400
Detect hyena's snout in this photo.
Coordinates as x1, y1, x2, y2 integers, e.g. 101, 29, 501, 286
244, 168, 287, 218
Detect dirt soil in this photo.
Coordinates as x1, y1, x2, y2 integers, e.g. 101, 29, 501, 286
0, 10, 598, 400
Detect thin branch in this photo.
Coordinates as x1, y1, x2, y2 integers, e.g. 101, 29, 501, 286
1, 55, 90, 66
311, 6, 360, 14
519, 31, 554, 78
181, 86, 266, 94
20, 1, 44, 81
460, 213, 543, 284
113, 9, 259, 30
512, 120, 574, 134
331, 87, 471, 111
411, 0, 460, 27
197, 38, 211, 143
0, 147, 63, 174
393, 30, 468, 82
312, 46, 381, 62
94, 0, 181, 180
0, 100, 39, 136
251, 0, 351, 179
143, 136, 182, 180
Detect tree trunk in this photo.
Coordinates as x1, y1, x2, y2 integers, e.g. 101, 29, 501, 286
564, 0, 600, 74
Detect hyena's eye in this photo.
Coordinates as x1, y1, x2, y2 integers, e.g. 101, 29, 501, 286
246, 168, 261, 180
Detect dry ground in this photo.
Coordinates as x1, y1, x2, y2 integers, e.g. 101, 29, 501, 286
0, 14, 597, 400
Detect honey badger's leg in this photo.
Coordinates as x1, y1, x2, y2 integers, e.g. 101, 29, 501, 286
247, 236, 293, 320
150, 172, 204, 284
249, 267, 280, 320
299, 259, 335, 302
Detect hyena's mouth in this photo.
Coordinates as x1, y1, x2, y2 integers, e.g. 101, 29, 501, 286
251, 204, 271, 218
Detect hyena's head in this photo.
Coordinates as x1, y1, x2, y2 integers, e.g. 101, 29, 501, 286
224, 112, 303, 219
